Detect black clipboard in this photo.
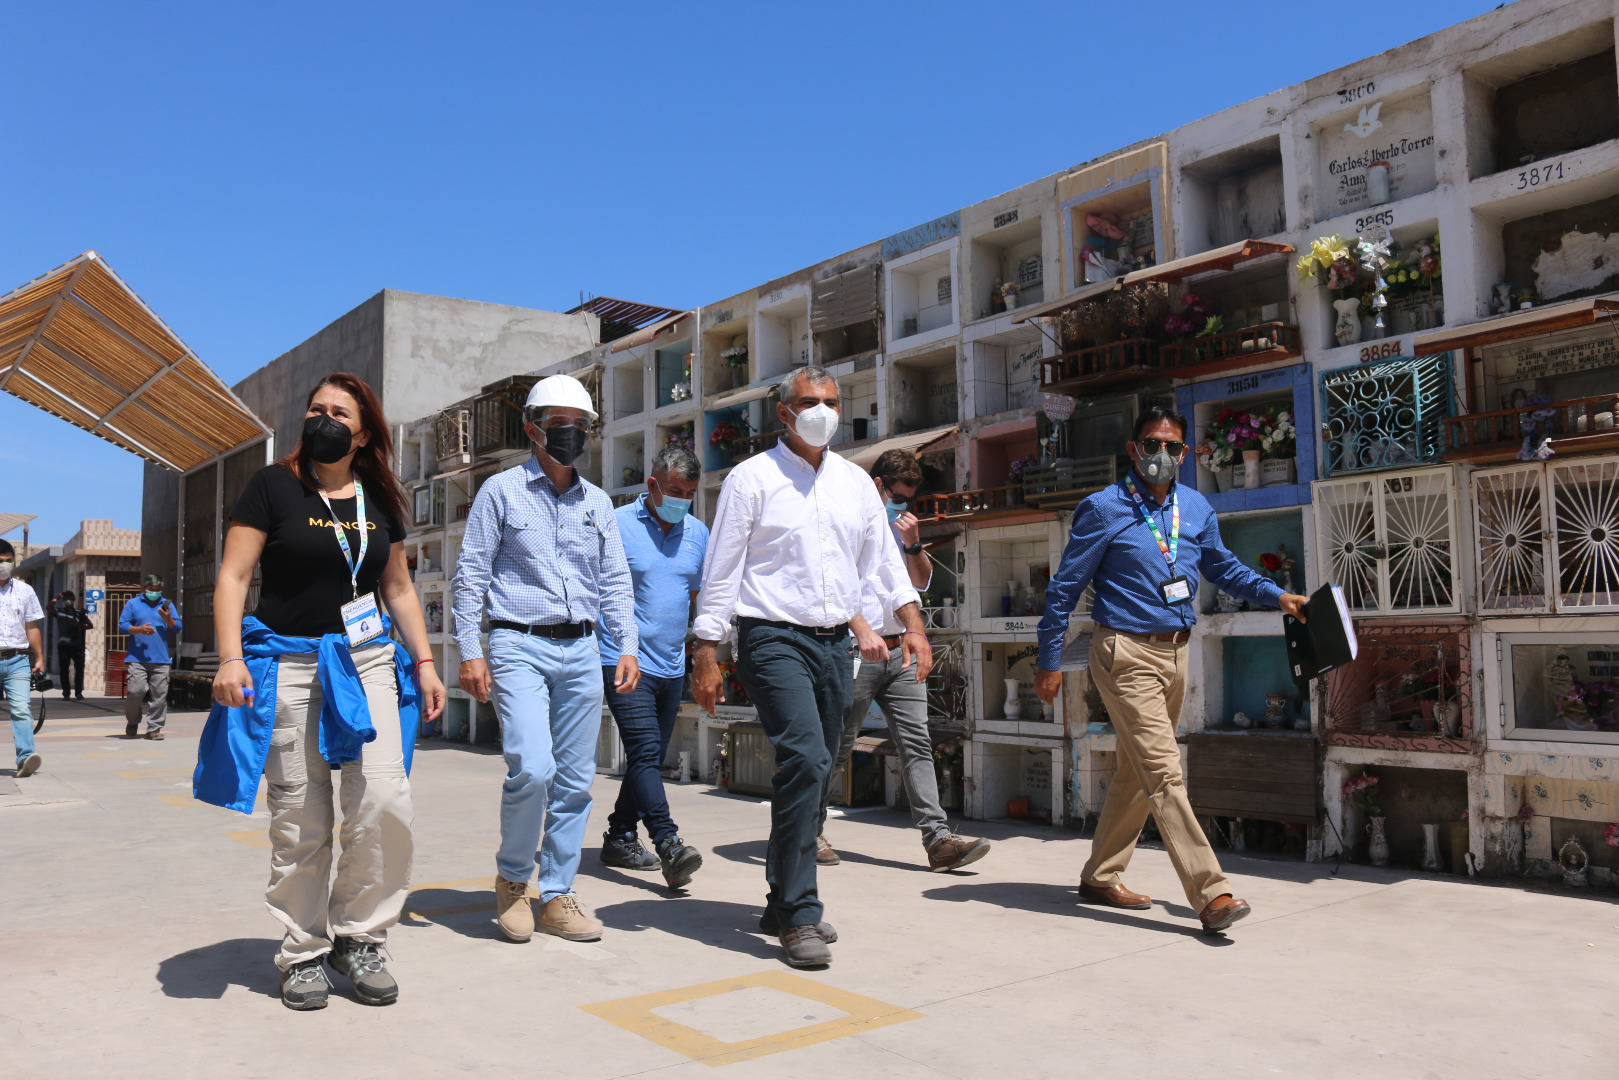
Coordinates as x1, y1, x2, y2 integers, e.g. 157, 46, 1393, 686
1284, 582, 1358, 689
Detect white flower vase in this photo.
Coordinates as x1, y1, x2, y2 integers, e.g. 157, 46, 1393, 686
1334, 297, 1362, 347
1218, 465, 1236, 491
1421, 823, 1443, 872
1368, 816, 1390, 867
1242, 449, 1261, 490
1003, 678, 1022, 721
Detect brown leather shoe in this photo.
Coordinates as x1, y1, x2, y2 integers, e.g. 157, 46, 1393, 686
1198, 894, 1251, 933
926, 834, 991, 872
1078, 881, 1153, 909
815, 834, 840, 865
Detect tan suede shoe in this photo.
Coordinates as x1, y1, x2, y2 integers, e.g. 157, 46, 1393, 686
537, 893, 603, 942
495, 876, 534, 943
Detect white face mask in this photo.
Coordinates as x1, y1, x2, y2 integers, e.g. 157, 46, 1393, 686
0, 561, 12, 581
790, 403, 840, 449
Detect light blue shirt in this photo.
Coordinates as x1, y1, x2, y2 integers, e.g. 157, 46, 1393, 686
599, 493, 709, 679
451, 457, 637, 662
1037, 473, 1283, 670
119, 594, 183, 665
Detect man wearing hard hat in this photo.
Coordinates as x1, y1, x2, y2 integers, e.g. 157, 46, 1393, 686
452, 373, 639, 945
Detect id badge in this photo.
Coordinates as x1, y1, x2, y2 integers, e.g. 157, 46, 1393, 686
1159, 575, 1193, 605
341, 592, 384, 647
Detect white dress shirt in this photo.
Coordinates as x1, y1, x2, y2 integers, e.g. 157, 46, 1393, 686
861, 525, 929, 638
694, 439, 917, 641
0, 578, 45, 650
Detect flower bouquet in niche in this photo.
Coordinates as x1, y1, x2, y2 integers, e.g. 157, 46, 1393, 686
1257, 408, 1297, 487
709, 417, 752, 463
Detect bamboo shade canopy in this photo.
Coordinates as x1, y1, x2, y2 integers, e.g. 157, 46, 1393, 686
0, 252, 270, 473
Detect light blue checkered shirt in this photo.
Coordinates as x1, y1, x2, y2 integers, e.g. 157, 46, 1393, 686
451, 457, 637, 662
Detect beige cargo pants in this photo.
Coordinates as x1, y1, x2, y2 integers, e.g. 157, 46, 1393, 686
1082, 628, 1231, 912
265, 640, 412, 970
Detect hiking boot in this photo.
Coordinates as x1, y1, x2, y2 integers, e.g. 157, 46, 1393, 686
926, 834, 991, 872
779, 923, 832, 968
600, 832, 659, 871
144, 730, 165, 741
280, 959, 329, 1011
125, 720, 138, 737
656, 835, 704, 889
816, 833, 840, 865
327, 937, 398, 1005
758, 907, 837, 942
494, 875, 534, 943
537, 893, 602, 942
16, 753, 41, 778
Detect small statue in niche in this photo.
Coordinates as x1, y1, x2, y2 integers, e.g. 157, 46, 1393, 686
1546, 652, 1575, 701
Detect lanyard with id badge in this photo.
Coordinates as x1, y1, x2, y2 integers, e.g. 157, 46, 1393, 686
1124, 473, 1192, 608
319, 479, 385, 648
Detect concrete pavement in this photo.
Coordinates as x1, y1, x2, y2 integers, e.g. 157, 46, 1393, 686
2, 702, 1614, 1078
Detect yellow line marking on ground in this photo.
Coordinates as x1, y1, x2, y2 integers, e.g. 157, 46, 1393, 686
581, 971, 923, 1068
227, 826, 338, 850
116, 768, 194, 779
159, 794, 198, 807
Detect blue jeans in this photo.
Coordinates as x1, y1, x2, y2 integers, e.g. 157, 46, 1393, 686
488, 629, 604, 901
734, 620, 855, 927
602, 667, 683, 846
2, 654, 36, 768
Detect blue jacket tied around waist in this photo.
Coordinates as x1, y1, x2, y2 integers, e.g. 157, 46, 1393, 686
192, 616, 421, 814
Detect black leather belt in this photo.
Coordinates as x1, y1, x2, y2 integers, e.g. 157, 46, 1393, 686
882, 634, 903, 649
739, 617, 850, 639
490, 619, 594, 639
0, 648, 24, 659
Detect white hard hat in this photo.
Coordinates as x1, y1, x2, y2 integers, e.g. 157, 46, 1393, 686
524, 374, 598, 421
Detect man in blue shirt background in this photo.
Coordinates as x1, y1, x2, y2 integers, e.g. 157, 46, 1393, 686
1034, 405, 1307, 934
598, 444, 709, 890
119, 574, 182, 740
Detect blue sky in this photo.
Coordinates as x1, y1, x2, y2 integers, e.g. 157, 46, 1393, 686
2, 0, 1492, 546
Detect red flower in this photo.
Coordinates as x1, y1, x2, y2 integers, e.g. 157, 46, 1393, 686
1260, 552, 1282, 571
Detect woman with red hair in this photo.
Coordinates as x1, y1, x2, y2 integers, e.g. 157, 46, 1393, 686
201, 372, 445, 1011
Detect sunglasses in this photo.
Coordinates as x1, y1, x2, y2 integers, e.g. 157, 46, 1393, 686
878, 478, 912, 508
1137, 438, 1187, 456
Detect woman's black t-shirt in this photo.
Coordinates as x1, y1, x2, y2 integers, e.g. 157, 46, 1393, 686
230, 464, 406, 637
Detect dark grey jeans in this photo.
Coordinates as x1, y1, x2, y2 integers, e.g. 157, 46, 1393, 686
125, 662, 170, 732
734, 619, 854, 927
821, 644, 950, 848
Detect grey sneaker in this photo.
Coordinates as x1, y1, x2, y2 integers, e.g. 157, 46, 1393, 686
656, 835, 704, 889
780, 923, 832, 968
757, 907, 837, 942
327, 937, 398, 1005
600, 832, 659, 871
15, 754, 41, 778
280, 959, 329, 1011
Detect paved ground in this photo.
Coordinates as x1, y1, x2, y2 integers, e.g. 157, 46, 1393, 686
2, 698, 1615, 1079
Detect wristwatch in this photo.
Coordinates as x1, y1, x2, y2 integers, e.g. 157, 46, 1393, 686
902, 542, 924, 556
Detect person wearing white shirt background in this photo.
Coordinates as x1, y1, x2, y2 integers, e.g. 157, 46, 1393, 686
0, 537, 46, 778
692, 365, 932, 969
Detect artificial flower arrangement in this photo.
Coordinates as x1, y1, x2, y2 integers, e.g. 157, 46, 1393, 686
1162, 292, 1216, 339
666, 422, 695, 453
708, 418, 751, 453
1256, 545, 1295, 591
1298, 232, 1393, 331
1260, 409, 1296, 458
1552, 680, 1619, 731
715, 660, 749, 707
1381, 232, 1442, 302
1604, 822, 1619, 848
721, 345, 748, 368
1008, 452, 1040, 483
1343, 774, 1383, 815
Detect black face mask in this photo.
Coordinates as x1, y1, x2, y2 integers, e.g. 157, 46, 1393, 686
541, 425, 589, 467
303, 413, 354, 464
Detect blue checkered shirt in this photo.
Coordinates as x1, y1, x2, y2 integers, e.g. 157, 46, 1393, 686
451, 457, 637, 662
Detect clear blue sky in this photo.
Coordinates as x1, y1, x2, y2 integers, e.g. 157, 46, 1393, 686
2, 0, 1493, 546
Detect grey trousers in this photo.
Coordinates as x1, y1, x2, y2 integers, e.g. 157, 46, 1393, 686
124, 662, 170, 731
820, 644, 950, 848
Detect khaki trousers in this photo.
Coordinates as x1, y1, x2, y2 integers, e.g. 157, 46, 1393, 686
265, 641, 412, 970
1081, 629, 1230, 911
